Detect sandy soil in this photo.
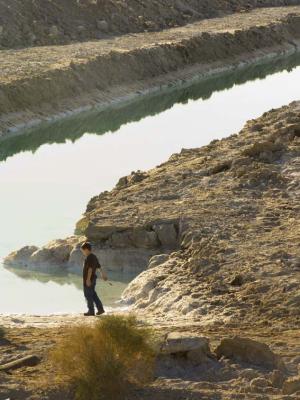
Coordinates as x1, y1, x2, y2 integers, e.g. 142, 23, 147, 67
2, 6, 300, 84
1, 0, 299, 49
0, 317, 299, 399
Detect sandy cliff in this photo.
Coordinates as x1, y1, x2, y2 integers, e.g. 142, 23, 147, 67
6, 102, 300, 330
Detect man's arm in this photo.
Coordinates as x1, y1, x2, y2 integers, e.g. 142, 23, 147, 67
86, 267, 93, 287
100, 268, 108, 281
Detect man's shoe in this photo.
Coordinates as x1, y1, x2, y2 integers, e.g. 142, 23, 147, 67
96, 310, 105, 316
84, 312, 95, 316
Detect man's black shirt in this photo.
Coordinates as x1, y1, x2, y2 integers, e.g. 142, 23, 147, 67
83, 253, 101, 285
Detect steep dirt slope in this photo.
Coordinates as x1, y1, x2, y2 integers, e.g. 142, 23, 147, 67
119, 102, 300, 329
6, 102, 300, 331
1, 0, 300, 49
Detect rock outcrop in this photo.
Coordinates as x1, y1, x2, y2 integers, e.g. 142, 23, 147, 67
5, 102, 300, 331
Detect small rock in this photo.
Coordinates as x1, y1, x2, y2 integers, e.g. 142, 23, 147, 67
161, 332, 212, 365
49, 25, 59, 37
148, 254, 169, 269
77, 25, 85, 33
240, 368, 261, 380
97, 19, 109, 32
282, 376, 300, 395
270, 369, 285, 388
154, 223, 178, 248
230, 274, 244, 286
0, 25, 3, 36
27, 32, 37, 45
116, 176, 128, 189
130, 170, 148, 184
250, 377, 271, 388
289, 257, 300, 269
216, 337, 285, 370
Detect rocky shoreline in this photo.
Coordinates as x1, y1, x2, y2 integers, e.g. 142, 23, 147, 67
2, 3, 300, 399
5, 101, 300, 330
1, 6, 300, 138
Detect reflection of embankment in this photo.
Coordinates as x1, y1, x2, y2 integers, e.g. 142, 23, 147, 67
5, 266, 135, 291
0, 52, 299, 163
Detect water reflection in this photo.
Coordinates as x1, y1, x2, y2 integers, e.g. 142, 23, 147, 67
2, 267, 134, 313
1, 52, 300, 163
6, 267, 135, 290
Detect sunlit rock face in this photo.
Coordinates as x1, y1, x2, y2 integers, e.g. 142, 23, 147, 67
4, 102, 300, 329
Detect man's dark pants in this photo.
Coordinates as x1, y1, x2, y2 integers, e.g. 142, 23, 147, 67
83, 278, 104, 314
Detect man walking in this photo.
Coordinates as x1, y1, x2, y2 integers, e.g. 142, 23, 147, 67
81, 241, 108, 316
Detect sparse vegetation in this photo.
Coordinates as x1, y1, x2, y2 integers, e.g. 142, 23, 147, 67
51, 315, 155, 400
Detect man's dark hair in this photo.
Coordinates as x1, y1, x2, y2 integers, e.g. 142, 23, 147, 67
81, 241, 92, 251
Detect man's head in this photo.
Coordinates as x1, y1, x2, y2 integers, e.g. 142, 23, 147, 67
81, 241, 92, 256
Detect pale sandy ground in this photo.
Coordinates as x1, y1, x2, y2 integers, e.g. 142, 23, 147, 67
2, 6, 300, 84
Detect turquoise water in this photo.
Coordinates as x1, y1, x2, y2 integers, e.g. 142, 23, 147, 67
0, 55, 299, 314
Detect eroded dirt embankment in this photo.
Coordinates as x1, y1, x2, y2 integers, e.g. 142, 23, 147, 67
1, 0, 300, 49
1, 6, 300, 137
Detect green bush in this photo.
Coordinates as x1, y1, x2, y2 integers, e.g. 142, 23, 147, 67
51, 315, 155, 400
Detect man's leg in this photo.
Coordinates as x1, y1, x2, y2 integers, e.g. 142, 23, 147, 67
92, 280, 105, 314
83, 285, 95, 315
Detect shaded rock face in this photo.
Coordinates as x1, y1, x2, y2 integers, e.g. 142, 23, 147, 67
215, 337, 285, 371
68, 244, 157, 274
83, 222, 178, 250
156, 332, 219, 379
4, 238, 80, 272
160, 332, 212, 362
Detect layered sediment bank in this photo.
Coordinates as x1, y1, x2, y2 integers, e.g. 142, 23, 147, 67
1, 0, 300, 49
1, 6, 300, 137
6, 102, 300, 330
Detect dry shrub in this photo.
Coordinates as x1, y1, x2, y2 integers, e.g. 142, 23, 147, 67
51, 315, 155, 400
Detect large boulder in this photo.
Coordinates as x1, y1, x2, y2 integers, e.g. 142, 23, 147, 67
4, 237, 80, 271
30, 240, 73, 265
215, 337, 285, 370
4, 246, 38, 267
161, 332, 212, 364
